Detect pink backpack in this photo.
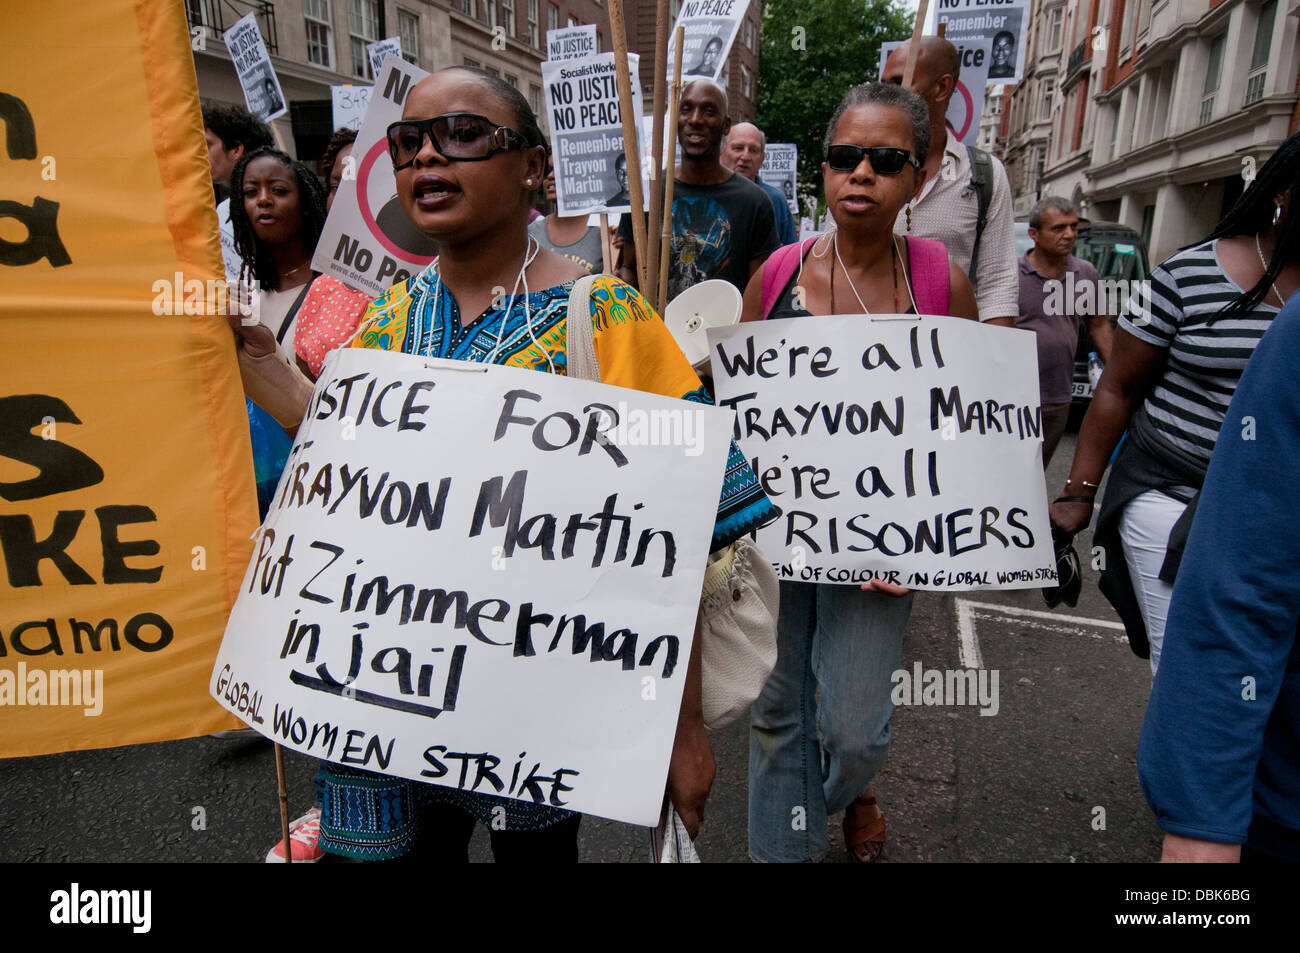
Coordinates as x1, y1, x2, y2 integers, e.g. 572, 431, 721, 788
760, 235, 951, 318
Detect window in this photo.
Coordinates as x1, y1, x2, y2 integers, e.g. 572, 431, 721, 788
305, 0, 333, 68
505, 73, 518, 88
1047, 6, 1063, 52
1246, 0, 1277, 105
460, 0, 474, 15
502, 0, 515, 38
547, 3, 558, 33
348, 0, 380, 80
1039, 79, 1055, 120
567, 15, 578, 28
741, 63, 751, 99
1109, 104, 1120, 159
464, 56, 481, 68
527, 0, 539, 47
482, 1, 495, 27
1201, 33, 1224, 126
484, 65, 499, 77
529, 83, 542, 115
398, 10, 420, 65
744, 18, 754, 51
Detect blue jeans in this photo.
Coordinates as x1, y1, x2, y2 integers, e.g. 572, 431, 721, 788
748, 581, 913, 862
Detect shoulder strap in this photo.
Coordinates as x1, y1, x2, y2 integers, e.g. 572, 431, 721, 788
276, 281, 314, 344
565, 274, 601, 381
760, 238, 816, 319
965, 145, 994, 279
904, 236, 951, 316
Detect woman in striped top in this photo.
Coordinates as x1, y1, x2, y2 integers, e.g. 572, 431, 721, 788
1050, 132, 1300, 676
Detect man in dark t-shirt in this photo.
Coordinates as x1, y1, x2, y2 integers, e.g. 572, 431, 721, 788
617, 79, 778, 302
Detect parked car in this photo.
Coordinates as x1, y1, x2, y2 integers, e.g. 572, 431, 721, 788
1013, 219, 1150, 412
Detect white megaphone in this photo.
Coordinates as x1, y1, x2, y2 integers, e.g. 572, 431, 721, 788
662, 279, 743, 373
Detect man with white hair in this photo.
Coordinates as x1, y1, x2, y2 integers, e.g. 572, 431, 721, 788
618, 79, 778, 300
723, 122, 797, 245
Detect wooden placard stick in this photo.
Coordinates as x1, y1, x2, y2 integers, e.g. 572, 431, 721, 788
647, 0, 671, 299
608, 0, 650, 292
902, 0, 931, 88
657, 25, 685, 315
600, 213, 613, 275
274, 743, 292, 863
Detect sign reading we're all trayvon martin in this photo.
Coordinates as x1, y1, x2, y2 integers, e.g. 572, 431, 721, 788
211, 348, 733, 827
707, 316, 1055, 591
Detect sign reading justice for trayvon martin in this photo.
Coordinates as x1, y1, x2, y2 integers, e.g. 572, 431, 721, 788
707, 316, 1056, 590
665, 0, 751, 84
542, 52, 648, 216
210, 348, 733, 826
312, 57, 439, 296
224, 13, 288, 122
927, 0, 1029, 85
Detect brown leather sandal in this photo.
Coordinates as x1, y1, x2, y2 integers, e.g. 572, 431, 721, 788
843, 787, 886, 863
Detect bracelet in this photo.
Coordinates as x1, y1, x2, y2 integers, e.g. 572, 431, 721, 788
1065, 478, 1100, 491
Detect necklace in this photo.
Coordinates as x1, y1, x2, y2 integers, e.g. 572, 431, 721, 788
1255, 233, 1286, 307
831, 233, 901, 314
279, 258, 311, 280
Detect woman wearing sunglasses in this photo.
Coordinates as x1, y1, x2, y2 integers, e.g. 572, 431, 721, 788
229, 66, 774, 862
739, 82, 977, 864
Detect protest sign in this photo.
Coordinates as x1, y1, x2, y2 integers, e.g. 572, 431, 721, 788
1, 0, 259, 756
759, 143, 798, 217
367, 36, 402, 77
211, 348, 731, 826
881, 38, 990, 147
543, 53, 647, 216
223, 12, 287, 122
707, 317, 1055, 590
927, 0, 1029, 84
546, 24, 599, 61
331, 85, 373, 132
312, 57, 439, 297
666, 0, 750, 83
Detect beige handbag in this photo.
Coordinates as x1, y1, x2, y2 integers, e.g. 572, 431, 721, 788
566, 278, 779, 732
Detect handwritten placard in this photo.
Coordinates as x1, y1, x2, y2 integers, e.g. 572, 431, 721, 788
707, 316, 1055, 590
210, 348, 732, 826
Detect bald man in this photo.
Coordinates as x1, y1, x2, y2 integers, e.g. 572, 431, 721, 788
883, 38, 1016, 328
618, 80, 778, 300
723, 122, 797, 245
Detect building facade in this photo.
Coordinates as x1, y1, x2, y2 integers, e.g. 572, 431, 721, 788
189, 0, 610, 163
1029, 0, 1299, 265
1002, 0, 1070, 218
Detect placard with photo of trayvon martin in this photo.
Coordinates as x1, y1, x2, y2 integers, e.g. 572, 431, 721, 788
759, 143, 798, 218
665, 0, 751, 83
542, 53, 649, 216
224, 13, 288, 122
926, 0, 1029, 84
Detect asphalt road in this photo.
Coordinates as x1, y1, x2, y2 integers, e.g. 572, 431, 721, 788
0, 431, 1164, 863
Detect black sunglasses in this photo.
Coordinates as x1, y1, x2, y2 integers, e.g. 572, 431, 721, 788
825, 144, 920, 175
385, 113, 527, 170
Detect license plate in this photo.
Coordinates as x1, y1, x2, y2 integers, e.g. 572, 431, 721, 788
1072, 381, 1094, 398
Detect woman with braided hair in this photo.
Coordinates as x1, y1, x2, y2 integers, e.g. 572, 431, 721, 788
228, 146, 328, 364
1051, 131, 1300, 677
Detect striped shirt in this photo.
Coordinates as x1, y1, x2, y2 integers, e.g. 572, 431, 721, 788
1120, 239, 1279, 465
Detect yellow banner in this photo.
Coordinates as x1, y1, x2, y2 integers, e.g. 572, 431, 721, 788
0, 0, 258, 754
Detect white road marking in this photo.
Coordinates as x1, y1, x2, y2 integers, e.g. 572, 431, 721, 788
954, 598, 1126, 669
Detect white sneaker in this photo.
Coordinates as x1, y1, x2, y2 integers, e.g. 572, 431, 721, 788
265, 807, 324, 863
